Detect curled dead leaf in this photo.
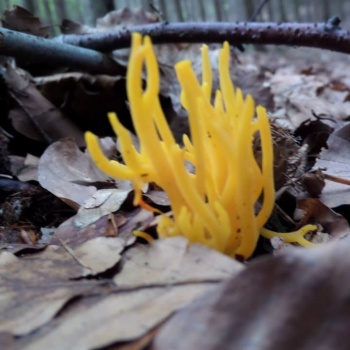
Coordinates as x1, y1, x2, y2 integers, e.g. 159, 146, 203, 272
296, 198, 350, 239
314, 123, 350, 207
6, 65, 84, 145
2, 6, 50, 37
38, 138, 108, 210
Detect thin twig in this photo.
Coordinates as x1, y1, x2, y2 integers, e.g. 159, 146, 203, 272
250, 0, 270, 21
58, 238, 91, 271
324, 172, 350, 186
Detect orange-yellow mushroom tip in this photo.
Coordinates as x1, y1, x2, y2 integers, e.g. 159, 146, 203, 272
85, 32, 315, 259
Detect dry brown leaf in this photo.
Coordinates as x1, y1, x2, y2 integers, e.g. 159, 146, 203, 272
97, 7, 159, 28
38, 138, 110, 210
20, 285, 214, 350
296, 198, 350, 240
152, 238, 350, 350
5, 65, 85, 145
314, 123, 350, 207
13, 237, 241, 349
109, 325, 162, 350
116, 207, 156, 241
0, 332, 14, 349
0, 228, 23, 245
143, 190, 170, 207
60, 19, 92, 34
0, 248, 99, 336
0, 243, 46, 254
115, 237, 243, 287
269, 66, 350, 128
66, 236, 124, 276
2, 5, 49, 37
19, 241, 122, 279
34, 73, 130, 136
75, 188, 132, 227
51, 211, 126, 247
60, 7, 158, 36
51, 206, 154, 250
10, 154, 39, 181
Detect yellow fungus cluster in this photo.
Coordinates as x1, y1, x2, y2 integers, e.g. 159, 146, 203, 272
86, 33, 316, 259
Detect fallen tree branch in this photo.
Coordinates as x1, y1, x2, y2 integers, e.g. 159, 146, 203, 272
0, 28, 123, 75
0, 20, 349, 77
54, 19, 350, 55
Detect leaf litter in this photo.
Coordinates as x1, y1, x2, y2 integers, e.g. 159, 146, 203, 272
152, 237, 350, 350
2, 5, 350, 350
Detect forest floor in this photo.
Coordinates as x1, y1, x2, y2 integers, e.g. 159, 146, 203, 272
2, 8, 350, 350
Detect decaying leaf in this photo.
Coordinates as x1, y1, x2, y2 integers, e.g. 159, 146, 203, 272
51, 206, 154, 251
2, 5, 49, 37
4, 8, 350, 349
75, 187, 132, 227
38, 138, 111, 209
34, 72, 130, 136
72, 237, 124, 275
152, 238, 350, 350
143, 190, 170, 207
314, 123, 350, 207
10, 153, 39, 181
5, 65, 85, 145
115, 237, 243, 287
60, 7, 159, 36
50, 212, 118, 247
6, 237, 241, 349
0, 248, 100, 336
269, 65, 350, 128
97, 7, 159, 28
296, 198, 350, 240
19, 285, 214, 350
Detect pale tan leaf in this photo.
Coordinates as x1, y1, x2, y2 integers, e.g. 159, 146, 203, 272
6, 65, 84, 145
74, 236, 124, 275
0, 249, 99, 336
152, 238, 350, 350
10, 154, 39, 181
22, 284, 214, 350
115, 237, 243, 286
38, 138, 108, 209
75, 188, 131, 227
314, 124, 350, 207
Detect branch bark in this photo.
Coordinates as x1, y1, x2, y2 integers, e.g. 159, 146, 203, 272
0, 20, 349, 78
54, 20, 350, 55
0, 28, 123, 75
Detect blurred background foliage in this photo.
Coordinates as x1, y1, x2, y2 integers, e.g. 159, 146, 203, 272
0, 0, 349, 28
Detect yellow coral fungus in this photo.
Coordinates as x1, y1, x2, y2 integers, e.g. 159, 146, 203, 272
85, 33, 314, 259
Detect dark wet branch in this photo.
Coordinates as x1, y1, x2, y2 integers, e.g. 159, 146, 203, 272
0, 20, 349, 77
0, 28, 123, 75
53, 19, 350, 55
